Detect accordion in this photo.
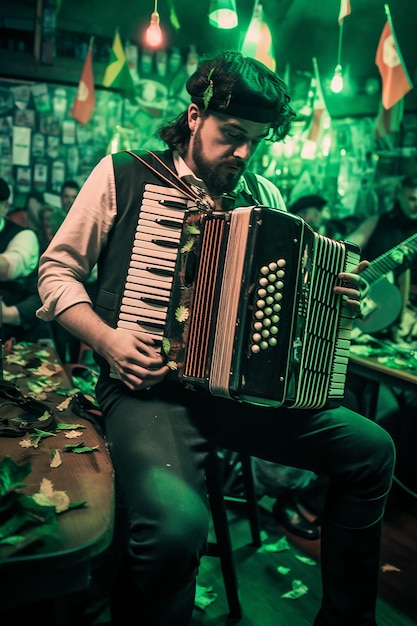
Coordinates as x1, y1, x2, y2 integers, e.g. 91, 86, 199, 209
117, 184, 361, 409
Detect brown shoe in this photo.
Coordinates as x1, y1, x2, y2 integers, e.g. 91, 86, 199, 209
272, 496, 320, 540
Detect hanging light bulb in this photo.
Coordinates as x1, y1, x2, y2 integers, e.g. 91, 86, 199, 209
330, 64, 344, 93
208, 0, 238, 29
145, 0, 163, 48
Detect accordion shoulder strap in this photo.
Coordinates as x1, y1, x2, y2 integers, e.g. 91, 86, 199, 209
122, 150, 199, 202
242, 171, 262, 206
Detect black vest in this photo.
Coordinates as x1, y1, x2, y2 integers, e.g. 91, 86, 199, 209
93, 150, 261, 375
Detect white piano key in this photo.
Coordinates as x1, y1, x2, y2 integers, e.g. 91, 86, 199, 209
117, 319, 165, 334
124, 282, 170, 298
132, 244, 177, 261
127, 268, 173, 286
137, 221, 183, 236
121, 297, 169, 311
139, 205, 187, 220
130, 253, 174, 268
120, 305, 167, 320
134, 230, 180, 246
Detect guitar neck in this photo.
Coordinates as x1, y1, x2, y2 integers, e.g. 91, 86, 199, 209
361, 232, 417, 286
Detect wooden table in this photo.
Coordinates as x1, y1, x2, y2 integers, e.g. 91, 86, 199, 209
348, 350, 417, 420
0, 340, 114, 621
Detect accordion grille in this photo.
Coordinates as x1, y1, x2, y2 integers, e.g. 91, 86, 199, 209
184, 218, 226, 380
294, 235, 359, 407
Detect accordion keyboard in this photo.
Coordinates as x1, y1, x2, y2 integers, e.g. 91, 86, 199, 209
117, 184, 190, 343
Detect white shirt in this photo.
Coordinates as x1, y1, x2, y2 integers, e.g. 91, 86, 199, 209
0, 217, 39, 280
37, 152, 285, 322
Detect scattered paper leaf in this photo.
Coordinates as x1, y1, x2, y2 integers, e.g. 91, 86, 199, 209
0, 456, 30, 495
258, 535, 291, 553
63, 442, 99, 453
56, 397, 73, 411
50, 450, 62, 468
68, 500, 87, 510
65, 430, 83, 439
27, 428, 56, 449
194, 584, 218, 610
294, 554, 317, 566
19, 436, 34, 448
32, 477, 70, 513
33, 428, 56, 438
56, 423, 86, 430
35, 363, 63, 377
2, 370, 26, 381
281, 579, 309, 599
381, 563, 401, 573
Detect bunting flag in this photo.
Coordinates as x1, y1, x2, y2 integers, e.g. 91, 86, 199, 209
301, 59, 330, 160
240, 4, 276, 72
375, 19, 412, 110
338, 0, 351, 24
103, 29, 135, 92
71, 38, 95, 125
307, 58, 329, 143
374, 98, 404, 139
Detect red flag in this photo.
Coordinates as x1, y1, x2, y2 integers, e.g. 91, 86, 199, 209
72, 39, 96, 125
375, 20, 412, 110
338, 0, 351, 24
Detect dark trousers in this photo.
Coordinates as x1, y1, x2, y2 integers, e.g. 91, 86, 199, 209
95, 378, 395, 626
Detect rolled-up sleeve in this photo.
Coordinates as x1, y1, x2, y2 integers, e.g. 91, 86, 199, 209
37, 155, 117, 321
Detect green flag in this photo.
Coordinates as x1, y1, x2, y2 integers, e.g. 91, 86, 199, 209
103, 29, 135, 93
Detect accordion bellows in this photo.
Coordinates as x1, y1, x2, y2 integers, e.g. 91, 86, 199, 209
117, 183, 361, 409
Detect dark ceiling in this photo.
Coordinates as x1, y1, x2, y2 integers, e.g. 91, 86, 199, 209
2, 0, 417, 100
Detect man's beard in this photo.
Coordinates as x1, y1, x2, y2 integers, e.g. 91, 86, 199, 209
191, 130, 245, 198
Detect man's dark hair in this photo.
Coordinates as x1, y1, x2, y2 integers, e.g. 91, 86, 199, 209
159, 50, 295, 154
60, 180, 80, 194
402, 174, 417, 190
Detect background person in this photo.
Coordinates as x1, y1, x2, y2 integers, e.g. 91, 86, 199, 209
48, 179, 87, 362
288, 193, 331, 234
7, 188, 45, 230
360, 174, 417, 343
352, 174, 417, 503
48, 179, 81, 237
37, 51, 394, 626
0, 178, 50, 343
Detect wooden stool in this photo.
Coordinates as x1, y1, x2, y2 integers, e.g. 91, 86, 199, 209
205, 449, 262, 620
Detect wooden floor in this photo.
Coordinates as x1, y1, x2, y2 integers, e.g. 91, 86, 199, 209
190, 484, 417, 626
84, 481, 416, 626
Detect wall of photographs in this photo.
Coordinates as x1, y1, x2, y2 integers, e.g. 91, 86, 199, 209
0, 79, 123, 208
0, 45, 416, 220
